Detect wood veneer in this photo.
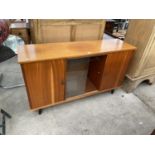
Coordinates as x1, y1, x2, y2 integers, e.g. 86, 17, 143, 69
18, 39, 136, 111
18, 39, 136, 63
87, 50, 134, 91
21, 59, 66, 109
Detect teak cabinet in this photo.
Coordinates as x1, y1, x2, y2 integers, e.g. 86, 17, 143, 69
123, 20, 155, 92
30, 19, 105, 43
18, 39, 136, 111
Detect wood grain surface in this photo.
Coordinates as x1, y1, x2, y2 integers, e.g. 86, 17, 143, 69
18, 39, 136, 64
21, 59, 66, 109
87, 50, 134, 90
19, 39, 136, 110
29, 19, 105, 43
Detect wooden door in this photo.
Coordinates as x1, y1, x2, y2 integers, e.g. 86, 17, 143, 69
88, 51, 134, 91
100, 51, 134, 90
21, 59, 66, 109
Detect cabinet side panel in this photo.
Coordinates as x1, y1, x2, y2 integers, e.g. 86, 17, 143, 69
21, 62, 53, 109
31, 19, 105, 43
125, 19, 155, 78
116, 51, 135, 85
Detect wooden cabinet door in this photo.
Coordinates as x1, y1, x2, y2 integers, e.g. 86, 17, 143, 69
21, 59, 66, 109
88, 51, 134, 91
100, 51, 134, 90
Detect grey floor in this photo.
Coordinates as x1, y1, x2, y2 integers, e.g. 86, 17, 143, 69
0, 56, 155, 135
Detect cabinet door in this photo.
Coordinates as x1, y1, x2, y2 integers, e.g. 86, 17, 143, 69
100, 51, 134, 90
21, 59, 66, 109
87, 51, 134, 91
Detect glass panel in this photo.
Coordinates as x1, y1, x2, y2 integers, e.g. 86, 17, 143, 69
65, 58, 90, 98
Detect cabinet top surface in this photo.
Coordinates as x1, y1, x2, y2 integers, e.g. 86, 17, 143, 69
18, 39, 136, 64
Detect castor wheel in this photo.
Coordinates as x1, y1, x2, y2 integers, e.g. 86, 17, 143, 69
111, 89, 115, 94
151, 129, 155, 135
38, 109, 43, 115
148, 82, 153, 85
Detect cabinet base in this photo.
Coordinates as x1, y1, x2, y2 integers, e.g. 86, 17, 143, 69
122, 74, 155, 93
31, 86, 120, 112
111, 89, 115, 94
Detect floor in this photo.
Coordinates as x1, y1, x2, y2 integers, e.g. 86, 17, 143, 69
0, 56, 155, 135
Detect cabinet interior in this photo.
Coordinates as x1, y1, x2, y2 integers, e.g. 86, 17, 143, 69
65, 55, 107, 98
